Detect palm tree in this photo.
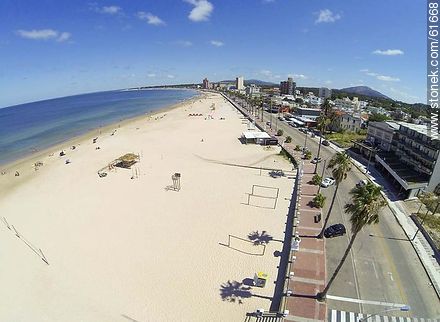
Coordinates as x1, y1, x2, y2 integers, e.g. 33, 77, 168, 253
317, 152, 352, 239
316, 183, 386, 301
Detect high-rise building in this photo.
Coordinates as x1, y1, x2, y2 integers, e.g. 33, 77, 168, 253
280, 77, 296, 96
202, 78, 210, 89
318, 87, 332, 99
236, 76, 244, 90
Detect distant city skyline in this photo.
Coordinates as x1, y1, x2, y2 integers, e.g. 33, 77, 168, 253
0, 0, 426, 107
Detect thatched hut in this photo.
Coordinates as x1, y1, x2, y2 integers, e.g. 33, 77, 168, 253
114, 153, 139, 169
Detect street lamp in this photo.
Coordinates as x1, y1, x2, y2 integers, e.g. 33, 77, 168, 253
358, 305, 410, 321
412, 202, 440, 241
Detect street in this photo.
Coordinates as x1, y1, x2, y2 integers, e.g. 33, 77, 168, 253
258, 109, 440, 318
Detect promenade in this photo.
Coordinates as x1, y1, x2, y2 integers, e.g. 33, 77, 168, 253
223, 93, 327, 321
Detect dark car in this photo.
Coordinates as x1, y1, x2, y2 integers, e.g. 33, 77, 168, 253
324, 224, 346, 238
322, 140, 330, 146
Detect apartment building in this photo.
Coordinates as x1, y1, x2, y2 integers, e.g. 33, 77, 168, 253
374, 122, 440, 197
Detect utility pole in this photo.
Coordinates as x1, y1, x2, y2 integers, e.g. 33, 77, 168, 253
314, 135, 322, 174
317, 159, 327, 194
412, 202, 439, 241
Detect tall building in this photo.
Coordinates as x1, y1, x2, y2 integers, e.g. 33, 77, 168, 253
318, 87, 332, 99
202, 78, 210, 89
280, 77, 296, 96
236, 76, 244, 90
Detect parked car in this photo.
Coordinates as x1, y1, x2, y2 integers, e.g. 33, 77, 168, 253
324, 224, 346, 238
356, 179, 368, 188
321, 177, 335, 187
322, 140, 330, 146
311, 157, 322, 164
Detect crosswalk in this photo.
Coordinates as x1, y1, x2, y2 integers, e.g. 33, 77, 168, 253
328, 310, 439, 322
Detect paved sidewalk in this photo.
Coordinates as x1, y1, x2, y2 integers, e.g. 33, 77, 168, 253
283, 159, 327, 322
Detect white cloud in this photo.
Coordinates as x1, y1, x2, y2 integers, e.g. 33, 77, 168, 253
325, 80, 333, 85
174, 40, 193, 47
184, 0, 213, 22
137, 12, 166, 26
167, 74, 175, 79
361, 69, 400, 82
147, 73, 156, 78
210, 40, 224, 47
377, 75, 400, 82
373, 49, 404, 56
16, 29, 71, 42
57, 32, 71, 42
315, 9, 341, 24
288, 73, 307, 79
259, 70, 273, 77
101, 6, 121, 15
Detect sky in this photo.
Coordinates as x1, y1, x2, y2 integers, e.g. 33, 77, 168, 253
0, 0, 427, 107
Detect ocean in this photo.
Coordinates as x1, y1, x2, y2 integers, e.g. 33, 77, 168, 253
0, 88, 198, 166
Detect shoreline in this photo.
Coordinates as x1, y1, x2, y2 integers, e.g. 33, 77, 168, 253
0, 91, 204, 195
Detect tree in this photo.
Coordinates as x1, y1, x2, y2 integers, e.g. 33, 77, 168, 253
312, 174, 322, 185
317, 152, 352, 239
311, 193, 326, 208
368, 112, 391, 122
304, 150, 312, 160
285, 136, 292, 143
277, 129, 284, 136
317, 183, 386, 300
294, 145, 301, 151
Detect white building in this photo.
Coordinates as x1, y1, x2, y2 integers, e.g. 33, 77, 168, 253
246, 84, 261, 97
318, 87, 332, 99
236, 76, 244, 90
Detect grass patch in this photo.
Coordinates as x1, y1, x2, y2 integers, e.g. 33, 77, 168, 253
325, 131, 367, 148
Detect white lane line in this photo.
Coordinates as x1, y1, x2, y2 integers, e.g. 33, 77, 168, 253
349, 311, 355, 321
383, 316, 389, 322
371, 260, 379, 279
327, 295, 406, 307
340, 311, 346, 322
331, 309, 337, 322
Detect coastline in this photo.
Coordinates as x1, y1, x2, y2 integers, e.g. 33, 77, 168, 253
0, 90, 203, 195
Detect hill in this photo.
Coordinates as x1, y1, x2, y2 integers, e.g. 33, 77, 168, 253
338, 86, 391, 100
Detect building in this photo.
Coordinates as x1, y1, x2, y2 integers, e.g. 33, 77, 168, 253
280, 77, 296, 96
366, 121, 400, 151
331, 112, 363, 132
202, 78, 210, 89
374, 122, 440, 197
246, 84, 261, 97
295, 106, 321, 121
306, 95, 322, 106
318, 87, 332, 99
236, 76, 244, 90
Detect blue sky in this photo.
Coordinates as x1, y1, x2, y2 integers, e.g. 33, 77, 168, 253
0, 0, 427, 107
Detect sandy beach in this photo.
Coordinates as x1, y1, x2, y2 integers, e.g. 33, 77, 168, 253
0, 92, 294, 322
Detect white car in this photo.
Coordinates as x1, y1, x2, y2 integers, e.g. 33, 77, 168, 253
321, 177, 335, 187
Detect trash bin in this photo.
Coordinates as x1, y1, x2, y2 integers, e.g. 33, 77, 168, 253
314, 213, 322, 223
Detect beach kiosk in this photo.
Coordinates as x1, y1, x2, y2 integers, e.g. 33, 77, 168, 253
253, 272, 269, 288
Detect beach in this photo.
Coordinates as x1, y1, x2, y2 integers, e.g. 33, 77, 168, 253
0, 92, 294, 321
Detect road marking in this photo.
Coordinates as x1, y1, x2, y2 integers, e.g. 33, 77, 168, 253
371, 260, 379, 279
327, 295, 406, 307
388, 272, 394, 281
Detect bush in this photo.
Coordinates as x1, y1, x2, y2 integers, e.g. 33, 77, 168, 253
304, 150, 312, 160
294, 145, 301, 151
312, 174, 322, 185
285, 136, 292, 143
312, 193, 326, 208
277, 129, 284, 136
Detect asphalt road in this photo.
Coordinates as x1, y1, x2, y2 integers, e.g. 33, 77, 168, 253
257, 110, 440, 318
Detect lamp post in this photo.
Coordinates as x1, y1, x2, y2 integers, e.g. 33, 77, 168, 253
358, 305, 410, 321
314, 135, 322, 174
412, 202, 439, 241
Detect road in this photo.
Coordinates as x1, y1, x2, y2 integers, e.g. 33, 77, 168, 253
249, 105, 440, 318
